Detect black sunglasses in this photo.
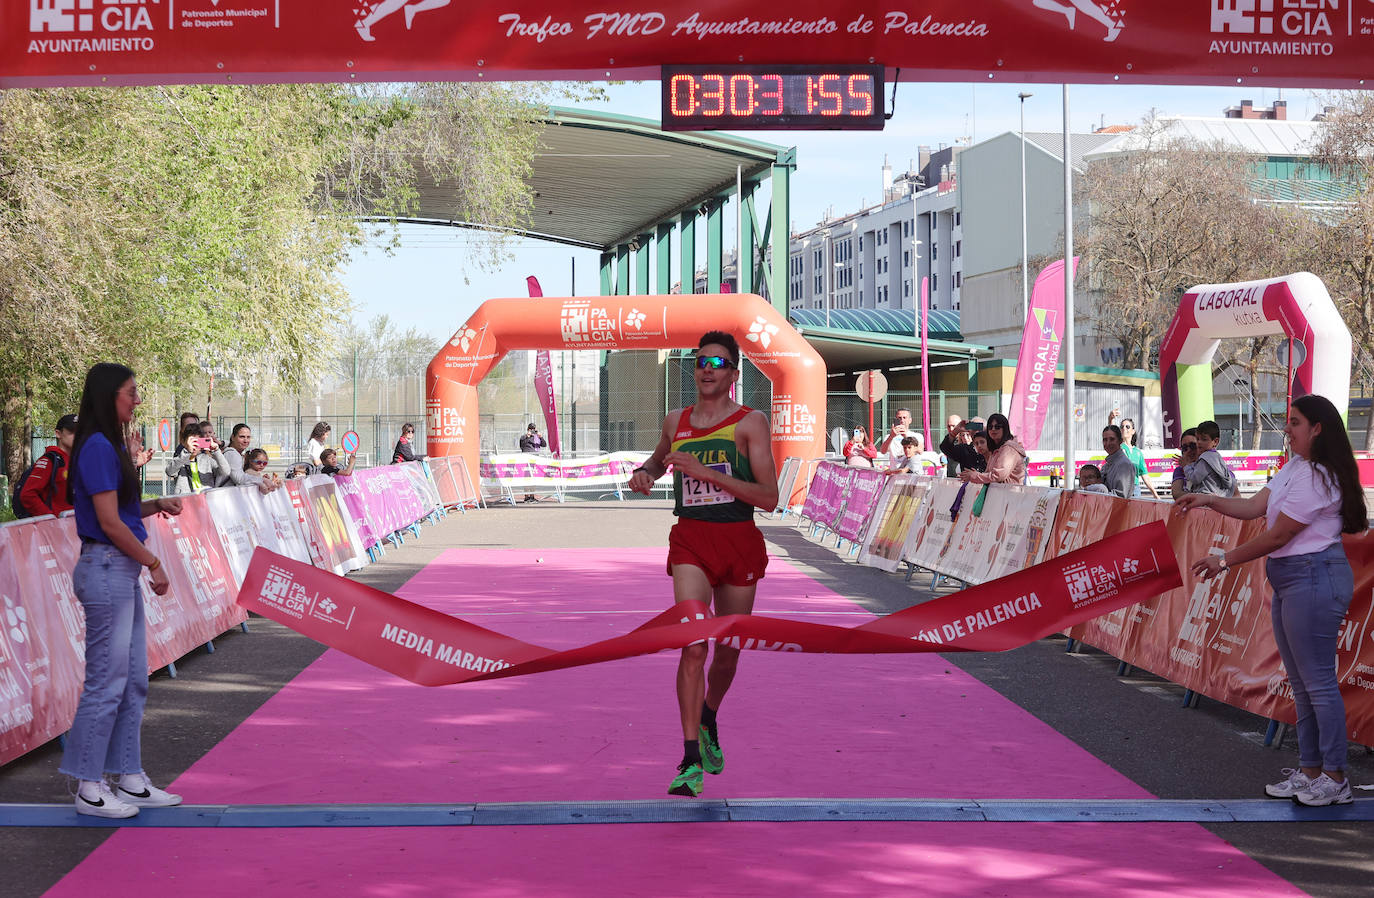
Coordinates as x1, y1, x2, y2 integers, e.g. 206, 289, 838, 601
1181, 442, 1198, 451
696, 355, 737, 370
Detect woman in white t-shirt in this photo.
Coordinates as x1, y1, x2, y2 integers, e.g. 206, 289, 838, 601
1178, 394, 1367, 808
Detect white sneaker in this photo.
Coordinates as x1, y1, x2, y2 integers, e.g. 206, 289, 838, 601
75, 780, 139, 819
1264, 768, 1313, 799
113, 772, 183, 808
1293, 773, 1354, 807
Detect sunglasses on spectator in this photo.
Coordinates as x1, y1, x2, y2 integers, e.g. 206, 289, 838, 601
252, 459, 268, 466
1181, 442, 1198, 451
696, 356, 736, 370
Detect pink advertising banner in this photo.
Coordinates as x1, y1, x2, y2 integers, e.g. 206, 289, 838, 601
834, 467, 888, 543
798, 461, 845, 526
1008, 257, 1078, 450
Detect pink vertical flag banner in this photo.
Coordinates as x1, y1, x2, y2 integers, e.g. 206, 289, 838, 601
1008, 257, 1079, 450
526, 276, 562, 458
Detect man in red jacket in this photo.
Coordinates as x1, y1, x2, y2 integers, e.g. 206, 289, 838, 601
19, 414, 78, 517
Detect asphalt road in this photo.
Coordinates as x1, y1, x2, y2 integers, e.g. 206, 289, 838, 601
2, 498, 1370, 897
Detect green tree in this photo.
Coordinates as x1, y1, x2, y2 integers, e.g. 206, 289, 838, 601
0, 81, 550, 480
1078, 114, 1294, 372
1304, 91, 1374, 449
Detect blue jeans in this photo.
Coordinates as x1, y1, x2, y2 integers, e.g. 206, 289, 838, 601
1266, 543, 1355, 772
59, 543, 148, 781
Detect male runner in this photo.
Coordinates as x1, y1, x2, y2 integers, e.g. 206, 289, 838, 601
628, 331, 778, 798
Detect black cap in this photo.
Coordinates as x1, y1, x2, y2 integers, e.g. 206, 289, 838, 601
56, 414, 78, 432
528, 424, 538, 431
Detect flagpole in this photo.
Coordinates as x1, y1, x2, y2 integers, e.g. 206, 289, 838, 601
1062, 84, 1076, 482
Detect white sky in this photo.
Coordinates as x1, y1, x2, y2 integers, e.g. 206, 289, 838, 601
340, 80, 1323, 343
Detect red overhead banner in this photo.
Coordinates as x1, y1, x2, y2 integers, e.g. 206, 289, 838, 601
4, 1, 1373, 88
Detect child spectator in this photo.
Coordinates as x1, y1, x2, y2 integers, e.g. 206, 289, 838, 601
319, 448, 356, 477
170, 423, 228, 494
1170, 428, 1200, 500
881, 435, 924, 475
1186, 420, 1238, 496
1077, 464, 1111, 494
18, 414, 78, 517
242, 448, 280, 489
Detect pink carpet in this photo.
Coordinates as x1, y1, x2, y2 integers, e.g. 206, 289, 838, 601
43, 547, 1306, 897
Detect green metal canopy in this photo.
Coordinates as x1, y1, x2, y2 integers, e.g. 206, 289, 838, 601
404, 106, 795, 309
790, 308, 963, 343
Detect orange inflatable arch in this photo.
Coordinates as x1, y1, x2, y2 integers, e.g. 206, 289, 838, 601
426, 293, 827, 505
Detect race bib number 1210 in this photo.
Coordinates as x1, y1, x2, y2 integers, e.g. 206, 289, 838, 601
682, 462, 733, 506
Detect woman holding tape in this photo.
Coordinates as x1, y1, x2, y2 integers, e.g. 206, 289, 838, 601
1179, 394, 1367, 807
61, 363, 186, 818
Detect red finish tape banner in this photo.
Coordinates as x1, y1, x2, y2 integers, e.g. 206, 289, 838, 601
236, 522, 1181, 687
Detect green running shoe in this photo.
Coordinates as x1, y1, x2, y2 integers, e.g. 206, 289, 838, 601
668, 760, 704, 797
699, 725, 724, 775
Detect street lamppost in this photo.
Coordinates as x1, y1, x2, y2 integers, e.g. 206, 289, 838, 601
911, 237, 923, 337
818, 229, 832, 326
1018, 91, 1033, 324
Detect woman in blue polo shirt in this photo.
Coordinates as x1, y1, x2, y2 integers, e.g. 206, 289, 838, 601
60, 363, 186, 819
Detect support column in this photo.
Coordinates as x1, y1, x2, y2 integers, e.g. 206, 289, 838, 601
769, 151, 794, 316
680, 210, 696, 294
706, 200, 723, 293
599, 251, 615, 296
738, 183, 755, 295
615, 244, 630, 296
635, 235, 651, 295
655, 223, 673, 294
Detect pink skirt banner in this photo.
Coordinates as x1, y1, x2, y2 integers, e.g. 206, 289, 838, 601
798, 461, 847, 527
478, 452, 651, 489
834, 467, 888, 543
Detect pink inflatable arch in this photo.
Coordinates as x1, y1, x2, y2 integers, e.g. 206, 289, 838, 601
1158, 273, 1350, 448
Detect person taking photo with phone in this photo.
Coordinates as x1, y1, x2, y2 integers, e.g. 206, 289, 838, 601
170, 423, 229, 494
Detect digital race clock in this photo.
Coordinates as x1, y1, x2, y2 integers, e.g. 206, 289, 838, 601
661, 65, 885, 131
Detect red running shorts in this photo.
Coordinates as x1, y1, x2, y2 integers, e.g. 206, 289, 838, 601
666, 517, 768, 588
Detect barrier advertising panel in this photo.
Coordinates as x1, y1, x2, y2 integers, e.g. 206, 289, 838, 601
858, 474, 934, 572
0, 459, 445, 768
798, 461, 846, 528
834, 467, 887, 544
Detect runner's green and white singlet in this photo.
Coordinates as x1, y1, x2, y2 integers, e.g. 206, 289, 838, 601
670, 405, 757, 522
